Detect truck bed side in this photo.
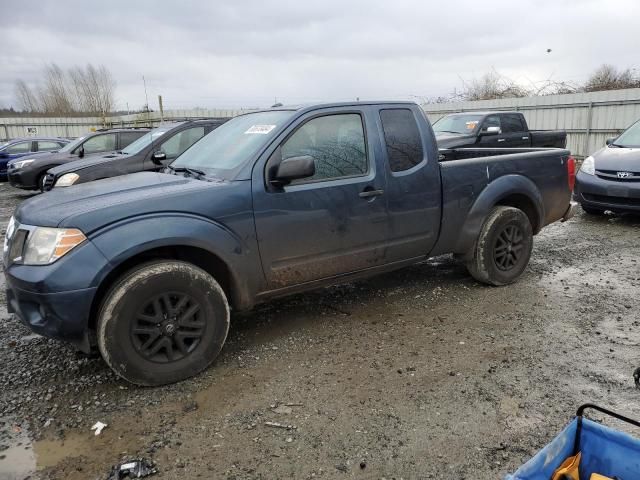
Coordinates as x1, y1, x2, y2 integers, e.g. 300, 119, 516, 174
529, 130, 567, 148
430, 148, 572, 258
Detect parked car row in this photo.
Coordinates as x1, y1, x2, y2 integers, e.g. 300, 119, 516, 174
3, 101, 578, 386
3, 119, 226, 191
0, 137, 69, 177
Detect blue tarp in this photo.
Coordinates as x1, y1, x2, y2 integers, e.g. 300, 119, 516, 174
507, 418, 640, 480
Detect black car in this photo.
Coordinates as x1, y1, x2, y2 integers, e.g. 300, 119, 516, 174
432, 111, 566, 152
575, 119, 640, 215
7, 128, 149, 190
43, 119, 227, 190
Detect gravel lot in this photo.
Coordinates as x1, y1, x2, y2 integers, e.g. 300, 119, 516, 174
1, 181, 639, 480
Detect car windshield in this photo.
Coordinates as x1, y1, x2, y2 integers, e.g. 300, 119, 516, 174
613, 120, 640, 147
171, 111, 293, 177
121, 127, 170, 155
432, 114, 484, 134
58, 136, 87, 153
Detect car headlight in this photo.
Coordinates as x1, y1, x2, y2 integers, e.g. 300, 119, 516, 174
3, 216, 15, 254
55, 173, 80, 187
580, 156, 595, 175
22, 227, 86, 265
11, 159, 35, 169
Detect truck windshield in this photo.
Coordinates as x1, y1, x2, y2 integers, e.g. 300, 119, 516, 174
58, 136, 87, 153
612, 120, 640, 148
121, 127, 170, 155
433, 114, 484, 134
171, 110, 293, 177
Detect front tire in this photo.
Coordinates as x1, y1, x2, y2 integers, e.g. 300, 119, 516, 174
97, 261, 230, 386
465, 206, 533, 286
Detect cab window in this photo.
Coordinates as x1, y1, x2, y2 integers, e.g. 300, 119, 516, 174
281, 113, 367, 183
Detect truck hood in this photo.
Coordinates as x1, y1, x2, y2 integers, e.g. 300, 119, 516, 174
434, 132, 477, 149
47, 152, 127, 175
592, 146, 640, 171
14, 172, 233, 233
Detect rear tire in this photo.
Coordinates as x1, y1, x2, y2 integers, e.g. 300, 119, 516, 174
465, 206, 533, 286
581, 205, 605, 216
97, 261, 230, 386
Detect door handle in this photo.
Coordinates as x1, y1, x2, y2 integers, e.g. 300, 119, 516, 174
522, 136, 529, 140
359, 189, 384, 198
497, 138, 506, 143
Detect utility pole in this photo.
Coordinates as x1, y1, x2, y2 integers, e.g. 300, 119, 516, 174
158, 95, 164, 122
142, 75, 150, 126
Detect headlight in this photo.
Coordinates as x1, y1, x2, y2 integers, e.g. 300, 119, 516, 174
11, 159, 35, 169
55, 173, 79, 187
580, 156, 595, 175
3, 216, 15, 254
22, 227, 86, 265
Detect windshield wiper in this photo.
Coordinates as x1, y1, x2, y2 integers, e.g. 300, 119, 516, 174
437, 130, 462, 134
166, 165, 207, 180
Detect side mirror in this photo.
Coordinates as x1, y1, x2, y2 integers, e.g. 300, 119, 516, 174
271, 155, 315, 186
480, 126, 501, 136
605, 137, 617, 146
77, 146, 85, 158
151, 151, 167, 164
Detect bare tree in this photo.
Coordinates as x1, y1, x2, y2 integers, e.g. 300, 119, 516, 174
14, 63, 116, 114
15, 79, 41, 112
584, 64, 640, 92
457, 70, 529, 101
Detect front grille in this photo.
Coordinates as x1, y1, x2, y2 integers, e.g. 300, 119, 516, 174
595, 169, 640, 182
42, 173, 55, 191
583, 193, 640, 207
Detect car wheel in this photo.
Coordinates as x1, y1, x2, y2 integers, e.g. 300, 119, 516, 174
465, 206, 533, 286
581, 205, 605, 216
97, 260, 230, 386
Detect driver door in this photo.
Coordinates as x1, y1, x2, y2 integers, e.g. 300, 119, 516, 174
252, 109, 389, 290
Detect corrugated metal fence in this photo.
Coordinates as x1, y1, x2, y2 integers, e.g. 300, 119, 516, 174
3, 88, 640, 158
0, 109, 252, 141
422, 88, 640, 158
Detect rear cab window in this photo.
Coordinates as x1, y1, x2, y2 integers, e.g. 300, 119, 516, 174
501, 114, 525, 133
379, 109, 424, 172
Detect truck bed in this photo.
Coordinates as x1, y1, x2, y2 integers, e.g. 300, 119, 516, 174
430, 148, 572, 257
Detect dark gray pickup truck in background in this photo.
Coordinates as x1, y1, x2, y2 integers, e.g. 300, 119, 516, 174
433, 111, 567, 153
4, 101, 577, 385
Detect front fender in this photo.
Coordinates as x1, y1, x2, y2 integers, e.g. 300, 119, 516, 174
454, 174, 544, 257
88, 213, 257, 307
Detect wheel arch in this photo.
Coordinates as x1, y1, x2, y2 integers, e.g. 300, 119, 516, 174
453, 174, 544, 258
88, 244, 244, 331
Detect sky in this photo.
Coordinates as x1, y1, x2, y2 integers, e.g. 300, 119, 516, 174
1, 0, 639, 111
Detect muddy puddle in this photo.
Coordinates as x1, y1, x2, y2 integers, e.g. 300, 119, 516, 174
0, 421, 35, 480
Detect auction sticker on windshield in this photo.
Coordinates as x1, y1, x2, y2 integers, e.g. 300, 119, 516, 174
245, 125, 276, 134
466, 121, 479, 130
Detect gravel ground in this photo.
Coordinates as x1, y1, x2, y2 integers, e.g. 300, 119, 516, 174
0, 181, 639, 480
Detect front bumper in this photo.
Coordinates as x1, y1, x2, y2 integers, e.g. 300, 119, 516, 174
3, 239, 111, 352
7, 167, 39, 190
575, 171, 640, 213
5, 283, 97, 352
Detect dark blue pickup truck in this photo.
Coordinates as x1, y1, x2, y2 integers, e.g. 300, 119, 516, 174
3, 102, 577, 385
